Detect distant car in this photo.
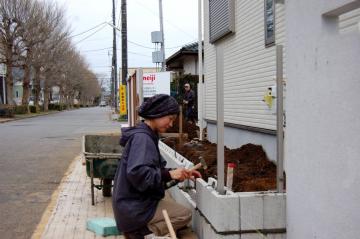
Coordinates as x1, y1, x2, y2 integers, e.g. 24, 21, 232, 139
99, 101, 106, 107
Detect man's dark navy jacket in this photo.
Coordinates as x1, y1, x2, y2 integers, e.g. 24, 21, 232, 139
112, 122, 171, 232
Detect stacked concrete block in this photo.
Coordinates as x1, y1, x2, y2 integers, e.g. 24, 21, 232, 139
159, 141, 193, 169
196, 179, 240, 232
160, 142, 287, 239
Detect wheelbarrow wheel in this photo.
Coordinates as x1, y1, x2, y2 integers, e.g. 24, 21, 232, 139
102, 179, 112, 197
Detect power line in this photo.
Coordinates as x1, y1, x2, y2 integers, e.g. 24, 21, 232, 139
81, 47, 112, 53
74, 24, 108, 45
128, 51, 151, 58
68, 22, 107, 38
115, 31, 196, 50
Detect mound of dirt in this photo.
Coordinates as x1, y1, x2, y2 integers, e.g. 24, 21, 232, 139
167, 117, 199, 140
162, 138, 284, 192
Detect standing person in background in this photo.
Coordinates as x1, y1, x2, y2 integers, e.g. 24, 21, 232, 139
112, 94, 201, 239
182, 83, 195, 123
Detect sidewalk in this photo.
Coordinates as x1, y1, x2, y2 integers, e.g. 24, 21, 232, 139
32, 155, 124, 239
0, 111, 60, 123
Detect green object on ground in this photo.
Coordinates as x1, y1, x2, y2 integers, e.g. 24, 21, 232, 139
86, 217, 121, 236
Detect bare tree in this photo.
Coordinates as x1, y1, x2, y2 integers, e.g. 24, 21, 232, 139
0, 0, 32, 104
0, 0, 101, 109
30, 3, 68, 108
20, 0, 65, 107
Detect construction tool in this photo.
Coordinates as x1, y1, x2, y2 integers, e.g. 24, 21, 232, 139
162, 209, 177, 239
165, 156, 207, 189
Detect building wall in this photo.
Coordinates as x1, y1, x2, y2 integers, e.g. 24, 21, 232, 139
285, 1, 360, 238
0, 64, 6, 104
183, 55, 196, 75
13, 82, 23, 105
203, 0, 285, 160
207, 123, 277, 161
204, 0, 285, 131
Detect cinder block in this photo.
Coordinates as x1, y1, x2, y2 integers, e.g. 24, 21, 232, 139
160, 145, 286, 239
196, 178, 240, 232
193, 210, 204, 239
159, 141, 193, 169
239, 192, 264, 230
86, 217, 120, 236
263, 193, 286, 229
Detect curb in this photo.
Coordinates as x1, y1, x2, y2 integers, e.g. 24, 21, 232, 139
30, 155, 82, 239
0, 110, 63, 124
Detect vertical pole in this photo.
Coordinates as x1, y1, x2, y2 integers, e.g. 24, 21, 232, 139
121, 0, 129, 120
111, 63, 114, 108
276, 45, 285, 193
121, 0, 128, 86
136, 68, 143, 124
137, 68, 143, 106
159, 0, 166, 72
216, 45, 225, 195
198, 0, 204, 141
179, 105, 183, 138
112, 0, 118, 111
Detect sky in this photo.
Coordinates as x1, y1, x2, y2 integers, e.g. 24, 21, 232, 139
54, 0, 199, 89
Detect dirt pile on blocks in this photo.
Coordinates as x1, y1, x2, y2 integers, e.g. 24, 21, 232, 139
162, 138, 280, 192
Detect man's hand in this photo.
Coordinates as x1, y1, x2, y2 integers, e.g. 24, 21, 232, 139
183, 100, 188, 105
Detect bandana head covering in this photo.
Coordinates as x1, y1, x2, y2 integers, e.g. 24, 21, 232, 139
138, 94, 179, 119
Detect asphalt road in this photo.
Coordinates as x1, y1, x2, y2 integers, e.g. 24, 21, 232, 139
0, 107, 122, 239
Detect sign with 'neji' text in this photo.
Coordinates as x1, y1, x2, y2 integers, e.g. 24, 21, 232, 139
143, 72, 171, 98
119, 85, 127, 115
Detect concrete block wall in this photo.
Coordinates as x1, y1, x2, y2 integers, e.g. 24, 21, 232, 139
159, 141, 194, 169
196, 179, 240, 232
160, 142, 287, 239
196, 179, 286, 233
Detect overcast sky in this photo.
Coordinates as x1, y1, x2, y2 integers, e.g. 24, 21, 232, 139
54, 0, 199, 88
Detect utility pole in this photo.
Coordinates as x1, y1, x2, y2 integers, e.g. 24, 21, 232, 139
159, 0, 165, 71
121, 0, 128, 85
112, 0, 118, 111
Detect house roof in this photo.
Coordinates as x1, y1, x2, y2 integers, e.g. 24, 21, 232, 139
166, 41, 203, 66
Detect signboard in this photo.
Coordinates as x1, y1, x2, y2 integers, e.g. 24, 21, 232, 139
119, 85, 127, 115
143, 72, 171, 98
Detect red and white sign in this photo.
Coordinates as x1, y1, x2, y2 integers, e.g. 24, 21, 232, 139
143, 72, 171, 97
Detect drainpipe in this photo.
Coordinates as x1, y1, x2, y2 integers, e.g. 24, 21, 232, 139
216, 44, 225, 195
198, 0, 204, 141
276, 45, 285, 193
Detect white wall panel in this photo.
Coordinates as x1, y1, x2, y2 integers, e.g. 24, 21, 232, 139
204, 0, 285, 130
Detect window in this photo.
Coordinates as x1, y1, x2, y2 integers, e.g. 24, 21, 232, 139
264, 0, 275, 46
209, 0, 235, 44
16, 91, 19, 98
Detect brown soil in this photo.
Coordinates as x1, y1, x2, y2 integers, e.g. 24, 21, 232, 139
167, 116, 199, 140
162, 138, 283, 192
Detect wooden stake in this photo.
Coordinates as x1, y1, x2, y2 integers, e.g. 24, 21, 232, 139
179, 106, 183, 143
162, 209, 177, 239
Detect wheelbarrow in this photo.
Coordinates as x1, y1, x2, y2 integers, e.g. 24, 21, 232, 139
83, 134, 123, 205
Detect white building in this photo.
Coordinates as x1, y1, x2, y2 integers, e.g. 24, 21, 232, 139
203, 0, 286, 161
166, 42, 203, 76
285, 1, 360, 238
